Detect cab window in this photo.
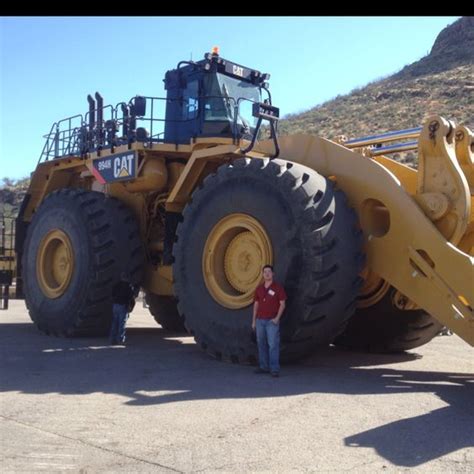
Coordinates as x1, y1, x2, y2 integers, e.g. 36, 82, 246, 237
182, 79, 199, 120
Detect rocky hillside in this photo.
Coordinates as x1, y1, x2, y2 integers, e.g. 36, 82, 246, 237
0, 178, 29, 218
394, 16, 473, 79
279, 16, 474, 165
0, 178, 28, 250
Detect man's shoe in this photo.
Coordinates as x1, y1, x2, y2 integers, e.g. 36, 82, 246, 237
254, 368, 269, 374
271, 371, 279, 377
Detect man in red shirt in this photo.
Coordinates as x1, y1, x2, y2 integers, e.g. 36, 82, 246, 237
252, 265, 287, 377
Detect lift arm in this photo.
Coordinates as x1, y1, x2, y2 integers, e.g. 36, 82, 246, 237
256, 116, 474, 346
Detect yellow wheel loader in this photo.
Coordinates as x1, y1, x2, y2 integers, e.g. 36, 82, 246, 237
14, 49, 473, 362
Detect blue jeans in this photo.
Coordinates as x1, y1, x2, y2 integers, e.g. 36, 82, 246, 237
256, 318, 280, 373
110, 304, 129, 343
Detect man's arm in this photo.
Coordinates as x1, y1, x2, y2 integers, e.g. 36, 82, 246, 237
127, 284, 136, 311
252, 301, 259, 330
272, 300, 286, 324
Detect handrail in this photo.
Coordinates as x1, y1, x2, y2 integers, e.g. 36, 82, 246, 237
38, 93, 265, 163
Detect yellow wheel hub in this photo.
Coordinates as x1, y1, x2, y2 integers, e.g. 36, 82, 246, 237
203, 214, 272, 309
225, 231, 264, 293
37, 229, 75, 298
357, 267, 390, 308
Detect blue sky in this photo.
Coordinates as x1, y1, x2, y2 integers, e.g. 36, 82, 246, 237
0, 16, 459, 180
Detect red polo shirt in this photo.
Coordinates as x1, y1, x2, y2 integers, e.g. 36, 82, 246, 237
254, 281, 287, 319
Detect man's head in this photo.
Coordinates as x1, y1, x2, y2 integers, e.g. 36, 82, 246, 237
262, 264, 274, 282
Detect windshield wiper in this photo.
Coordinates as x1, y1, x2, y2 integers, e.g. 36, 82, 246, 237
222, 83, 234, 118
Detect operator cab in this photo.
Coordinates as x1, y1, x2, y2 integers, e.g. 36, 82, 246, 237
163, 47, 277, 145
38, 48, 279, 162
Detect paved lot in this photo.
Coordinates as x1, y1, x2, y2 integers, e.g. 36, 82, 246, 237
1, 300, 473, 473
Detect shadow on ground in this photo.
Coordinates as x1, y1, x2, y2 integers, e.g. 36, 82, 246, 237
1, 322, 473, 467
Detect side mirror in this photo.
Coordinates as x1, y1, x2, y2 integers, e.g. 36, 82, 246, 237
134, 96, 147, 117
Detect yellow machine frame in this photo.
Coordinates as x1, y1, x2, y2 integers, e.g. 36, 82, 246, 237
20, 115, 474, 346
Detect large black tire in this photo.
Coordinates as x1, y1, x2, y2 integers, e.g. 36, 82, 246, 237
145, 293, 186, 332
172, 157, 364, 364
334, 286, 444, 352
22, 188, 144, 336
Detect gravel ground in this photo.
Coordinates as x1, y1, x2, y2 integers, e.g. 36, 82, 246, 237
1, 300, 473, 473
